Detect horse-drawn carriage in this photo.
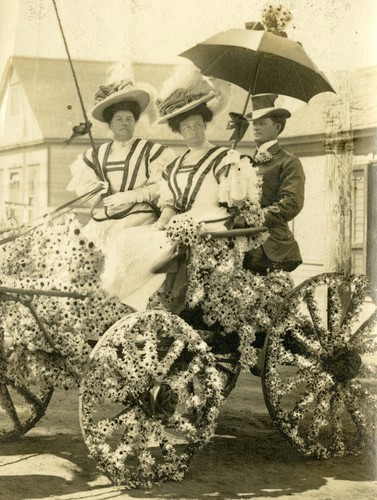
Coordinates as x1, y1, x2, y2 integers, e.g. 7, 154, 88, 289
0, 215, 376, 488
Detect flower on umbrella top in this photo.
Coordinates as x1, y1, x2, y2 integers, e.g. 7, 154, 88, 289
262, 4, 293, 37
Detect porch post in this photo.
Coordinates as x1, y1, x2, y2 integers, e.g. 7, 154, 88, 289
324, 71, 353, 273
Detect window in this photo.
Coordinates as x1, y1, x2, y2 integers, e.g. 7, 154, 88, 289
351, 167, 367, 274
26, 164, 41, 221
366, 162, 377, 289
27, 165, 38, 206
8, 170, 21, 223
350, 164, 377, 276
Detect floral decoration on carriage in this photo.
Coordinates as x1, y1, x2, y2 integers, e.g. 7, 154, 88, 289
0, 3, 375, 491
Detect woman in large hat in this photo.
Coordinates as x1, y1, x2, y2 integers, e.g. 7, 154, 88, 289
67, 79, 176, 253
101, 67, 260, 310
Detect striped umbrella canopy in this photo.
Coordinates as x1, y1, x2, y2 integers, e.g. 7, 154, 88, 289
179, 28, 335, 103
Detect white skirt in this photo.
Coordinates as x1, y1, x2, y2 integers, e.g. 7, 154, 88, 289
100, 207, 230, 311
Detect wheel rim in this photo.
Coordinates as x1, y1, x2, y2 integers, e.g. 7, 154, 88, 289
263, 273, 377, 458
79, 310, 223, 488
0, 299, 59, 442
0, 331, 53, 441
0, 379, 53, 442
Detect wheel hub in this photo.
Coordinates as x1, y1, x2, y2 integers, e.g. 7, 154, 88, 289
324, 347, 362, 383
138, 383, 178, 421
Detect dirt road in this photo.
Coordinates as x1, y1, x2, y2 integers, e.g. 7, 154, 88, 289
0, 372, 376, 500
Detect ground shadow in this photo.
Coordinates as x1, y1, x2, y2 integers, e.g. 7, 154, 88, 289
0, 375, 375, 499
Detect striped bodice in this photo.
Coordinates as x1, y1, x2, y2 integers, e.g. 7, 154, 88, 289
82, 139, 166, 193
163, 146, 229, 212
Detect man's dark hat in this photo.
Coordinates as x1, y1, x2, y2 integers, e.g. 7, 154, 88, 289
247, 93, 291, 121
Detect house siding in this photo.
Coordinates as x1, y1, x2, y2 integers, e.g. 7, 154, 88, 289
48, 143, 88, 208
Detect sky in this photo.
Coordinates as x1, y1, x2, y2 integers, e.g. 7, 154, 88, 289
1, 0, 377, 80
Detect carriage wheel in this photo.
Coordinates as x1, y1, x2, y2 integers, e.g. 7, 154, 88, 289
0, 333, 53, 442
262, 273, 377, 459
79, 310, 224, 488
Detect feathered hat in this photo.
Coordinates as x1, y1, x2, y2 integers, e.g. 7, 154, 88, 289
91, 79, 151, 123
156, 64, 230, 124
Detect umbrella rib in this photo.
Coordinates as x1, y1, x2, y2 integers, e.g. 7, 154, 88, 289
203, 50, 230, 75
251, 53, 262, 95
292, 61, 308, 102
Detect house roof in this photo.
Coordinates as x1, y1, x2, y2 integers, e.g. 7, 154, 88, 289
2, 56, 377, 145
282, 65, 377, 138
6, 56, 174, 140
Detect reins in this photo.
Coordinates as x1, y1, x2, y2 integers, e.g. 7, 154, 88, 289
0, 186, 102, 246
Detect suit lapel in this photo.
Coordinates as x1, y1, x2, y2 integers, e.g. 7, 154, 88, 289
267, 142, 281, 155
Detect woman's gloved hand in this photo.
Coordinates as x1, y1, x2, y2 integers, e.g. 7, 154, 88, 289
228, 152, 249, 206
96, 180, 109, 194
226, 149, 241, 165
153, 206, 177, 230
103, 190, 137, 209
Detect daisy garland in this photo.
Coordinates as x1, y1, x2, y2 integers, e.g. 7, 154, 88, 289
0, 214, 129, 389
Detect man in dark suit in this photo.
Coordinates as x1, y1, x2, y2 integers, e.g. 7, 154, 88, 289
243, 94, 305, 274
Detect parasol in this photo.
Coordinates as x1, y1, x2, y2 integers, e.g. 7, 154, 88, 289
179, 27, 335, 103
179, 27, 336, 144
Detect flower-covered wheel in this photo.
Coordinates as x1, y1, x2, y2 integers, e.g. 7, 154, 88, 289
79, 310, 224, 488
262, 273, 377, 458
0, 325, 53, 442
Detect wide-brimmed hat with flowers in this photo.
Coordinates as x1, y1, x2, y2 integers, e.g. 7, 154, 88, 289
91, 79, 150, 122
156, 64, 229, 124
246, 93, 291, 121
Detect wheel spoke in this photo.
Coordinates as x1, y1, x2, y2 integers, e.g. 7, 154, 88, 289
359, 362, 377, 378
307, 391, 331, 444
276, 366, 328, 400
0, 383, 22, 432
286, 384, 324, 425
349, 309, 377, 346
342, 384, 376, 450
5, 378, 47, 412
341, 277, 368, 331
329, 391, 346, 456
327, 282, 344, 333
287, 325, 323, 359
158, 339, 186, 379
303, 290, 329, 347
